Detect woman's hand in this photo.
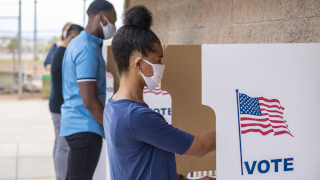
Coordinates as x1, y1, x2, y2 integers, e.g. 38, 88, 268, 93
184, 176, 215, 180
198, 176, 215, 180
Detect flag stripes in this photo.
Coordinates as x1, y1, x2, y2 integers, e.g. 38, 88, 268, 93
143, 84, 169, 95
239, 93, 293, 137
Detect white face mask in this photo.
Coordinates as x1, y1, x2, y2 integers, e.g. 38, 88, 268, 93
63, 30, 67, 39
100, 15, 116, 39
139, 58, 165, 91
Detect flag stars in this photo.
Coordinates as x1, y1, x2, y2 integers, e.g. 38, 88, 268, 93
239, 93, 261, 116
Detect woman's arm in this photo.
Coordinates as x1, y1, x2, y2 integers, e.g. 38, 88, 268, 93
184, 131, 216, 157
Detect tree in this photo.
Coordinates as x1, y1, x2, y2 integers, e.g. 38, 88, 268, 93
6, 38, 18, 61
7, 38, 18, 51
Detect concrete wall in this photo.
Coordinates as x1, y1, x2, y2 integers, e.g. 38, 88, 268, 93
126, 0, 320, 44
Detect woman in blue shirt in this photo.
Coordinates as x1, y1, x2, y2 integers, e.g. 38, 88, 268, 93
104, 5, 216, 180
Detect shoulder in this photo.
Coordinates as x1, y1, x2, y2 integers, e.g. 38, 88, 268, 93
52, 47, 65, 62
69, 39, 96, 55
75, 45, 97, 60
51, 43, 57, 49
68, 33, 91, 49
130, 103, 154, 116
68, 37, 87, 50
65, 42, 96, 63
55, 46, 66, 53
130, 104, 164, 125
50, 43, 58, 51
47, 43, 57, 54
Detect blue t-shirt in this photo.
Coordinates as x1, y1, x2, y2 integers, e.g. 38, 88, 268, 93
60, 31, 106, 138
104, 98, 194, 180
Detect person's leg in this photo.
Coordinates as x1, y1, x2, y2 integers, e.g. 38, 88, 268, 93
65, 132, 102, 180
85, 133, 103, 178
65, 147, 71, 180
51, 113, 59, 174
52, 113, 70, 180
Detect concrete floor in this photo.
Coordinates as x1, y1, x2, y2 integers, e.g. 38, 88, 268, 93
0, 98, 55, 180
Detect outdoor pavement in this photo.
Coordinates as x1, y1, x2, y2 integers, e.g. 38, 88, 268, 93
0, 97, 55, 180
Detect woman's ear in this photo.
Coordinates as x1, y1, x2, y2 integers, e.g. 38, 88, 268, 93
134, 58, 141, 72
131, 52, 143, 72
137, 62, 141, 71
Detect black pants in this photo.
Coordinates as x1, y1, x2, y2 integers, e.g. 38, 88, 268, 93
65, 132, 102, 180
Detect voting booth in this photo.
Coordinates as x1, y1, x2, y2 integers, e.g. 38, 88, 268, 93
104, 44, 320, 179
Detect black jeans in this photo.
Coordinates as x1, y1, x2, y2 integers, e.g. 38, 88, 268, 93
65, 132, 102, 180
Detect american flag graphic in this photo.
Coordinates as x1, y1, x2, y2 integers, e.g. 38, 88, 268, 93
143, 84, 169, 95
239, 93, 293, 137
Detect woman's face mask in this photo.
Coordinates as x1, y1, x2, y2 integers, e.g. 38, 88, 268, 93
100, 15, 116, 40
139, 58, 165, 91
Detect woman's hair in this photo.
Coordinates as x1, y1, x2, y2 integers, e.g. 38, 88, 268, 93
111, 5, 160, 75
60, 22, 72, 41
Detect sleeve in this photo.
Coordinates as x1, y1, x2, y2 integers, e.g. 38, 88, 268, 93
44, 43, 57, 67
74, 47, 99, 82
130, 108, 194, 155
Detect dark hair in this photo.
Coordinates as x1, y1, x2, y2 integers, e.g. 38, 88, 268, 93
111, 5, 160, 75
66, 24, 84, 38
87, 0, 114, 17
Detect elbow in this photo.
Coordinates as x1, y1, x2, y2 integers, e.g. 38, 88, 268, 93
196, 150, 206, 157
194, 146, 207, 157
196, 146, 216, 157
83, 100, 94, 111
185, 136, 215, 157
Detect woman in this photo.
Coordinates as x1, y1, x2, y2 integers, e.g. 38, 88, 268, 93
104, 5, 216, 180
43, 22, 72, 70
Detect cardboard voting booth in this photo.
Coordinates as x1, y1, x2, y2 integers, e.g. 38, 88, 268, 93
161, 45, 216, 176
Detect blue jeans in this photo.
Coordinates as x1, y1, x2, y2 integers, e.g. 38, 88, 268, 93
65, 132, 102, 180
51, 112, 70, 180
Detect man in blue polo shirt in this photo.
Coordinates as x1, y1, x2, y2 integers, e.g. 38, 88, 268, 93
60, 0, 117, 179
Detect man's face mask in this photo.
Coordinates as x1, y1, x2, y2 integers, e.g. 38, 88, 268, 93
139, 58, 165, 91
100, 15, 116, 40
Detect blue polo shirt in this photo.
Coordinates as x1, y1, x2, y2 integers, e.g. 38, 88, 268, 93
104, 98, 194, 180
60, 31, 106, 138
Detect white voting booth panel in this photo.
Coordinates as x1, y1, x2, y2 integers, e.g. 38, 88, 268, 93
202, 44, 320, 180
93, 140, 107, 180
93, 47, 114, 180
93, 73, 114, 180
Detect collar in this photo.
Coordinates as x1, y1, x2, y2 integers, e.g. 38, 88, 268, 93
82, 31, 103, 47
